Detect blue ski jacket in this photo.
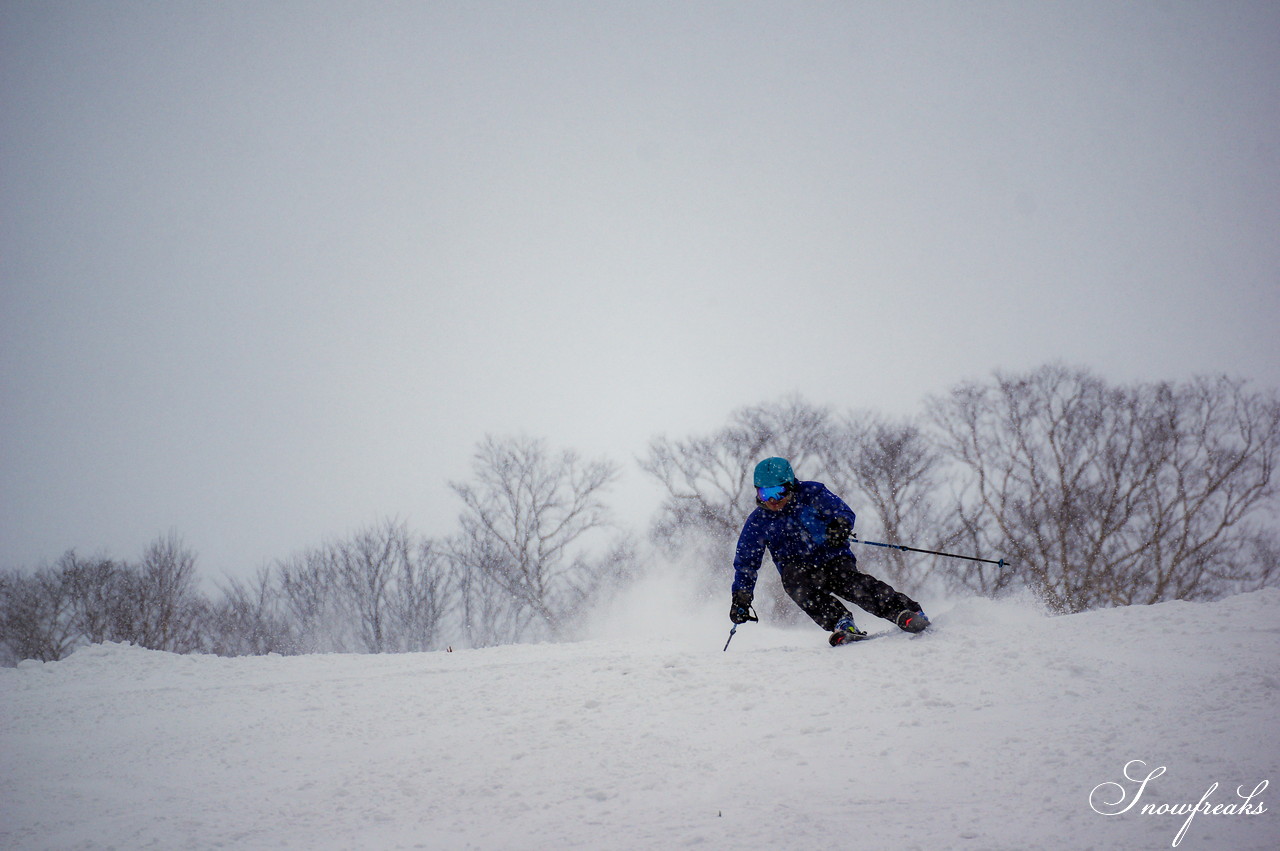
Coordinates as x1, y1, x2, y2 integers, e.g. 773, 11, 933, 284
731, 480, 857, 595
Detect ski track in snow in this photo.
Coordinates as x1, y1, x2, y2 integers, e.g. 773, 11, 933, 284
2, 590, 1278, 850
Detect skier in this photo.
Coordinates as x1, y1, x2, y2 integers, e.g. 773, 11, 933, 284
730, 457, 930, 645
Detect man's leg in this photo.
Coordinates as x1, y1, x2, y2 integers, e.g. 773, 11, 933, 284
826, 554, 923, 624
778, 562, 849, 631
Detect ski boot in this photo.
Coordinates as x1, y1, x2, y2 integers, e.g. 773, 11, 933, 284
896, 610, 930, 633
829, 614, 868, 646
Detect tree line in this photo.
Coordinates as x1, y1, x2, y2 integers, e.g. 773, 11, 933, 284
645, 364, 1279, 617
3, 364, 1277, 664
2, 436, 636, 665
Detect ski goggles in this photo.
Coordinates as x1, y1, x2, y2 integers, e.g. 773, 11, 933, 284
756, 484, 789, 502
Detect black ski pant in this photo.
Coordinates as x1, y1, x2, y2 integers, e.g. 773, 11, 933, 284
779, 553, 921, 632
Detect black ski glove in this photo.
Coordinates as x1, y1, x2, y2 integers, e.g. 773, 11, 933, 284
730, 589, 756, 624
826, 516, 852, 543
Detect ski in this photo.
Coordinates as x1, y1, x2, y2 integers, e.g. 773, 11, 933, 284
830, 628, 934, 647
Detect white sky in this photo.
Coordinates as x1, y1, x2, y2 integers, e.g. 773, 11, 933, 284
3, 1, 1278, 579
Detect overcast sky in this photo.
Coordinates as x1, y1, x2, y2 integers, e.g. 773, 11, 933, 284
3, 1, 1278, 579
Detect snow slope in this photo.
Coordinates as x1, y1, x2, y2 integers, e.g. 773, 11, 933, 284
3, 589, 1278, 850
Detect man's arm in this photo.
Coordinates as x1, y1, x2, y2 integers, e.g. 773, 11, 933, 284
815, 483, 857, 543
731, 512, 767, 595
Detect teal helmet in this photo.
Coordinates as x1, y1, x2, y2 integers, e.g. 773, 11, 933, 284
753, 457, 796, 488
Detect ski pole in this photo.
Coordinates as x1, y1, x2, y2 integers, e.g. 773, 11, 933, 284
723, 607, 758, 651
849, 534, 1011, 569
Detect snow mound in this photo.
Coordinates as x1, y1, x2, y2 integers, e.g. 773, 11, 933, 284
2, 591, 1277, 850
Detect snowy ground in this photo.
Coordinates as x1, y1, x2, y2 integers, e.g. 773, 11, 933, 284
2, 586, 1277, 850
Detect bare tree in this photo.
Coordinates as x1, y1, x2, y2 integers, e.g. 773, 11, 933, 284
643, 396, 840, 551
828, 412, 959, 591
0, 540, 210, 664
329, 519, 455, 653
272, 521, 455, 654
333, 521, 407, 653
931, 365, 1280, 611
61, 552, 121, 645
0, 566, 78, 664
448, 435, 630, 641
278, 545, 351, 653
1233, 528, 1280, 594
205, 567, 295, 657
109, 532, 206, 653
448, 531, 536, 647
388, 537, 453, 652
0, 536, 209, 663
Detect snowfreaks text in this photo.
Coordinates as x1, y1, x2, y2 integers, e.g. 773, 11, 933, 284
1089, 759, 1269, 847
